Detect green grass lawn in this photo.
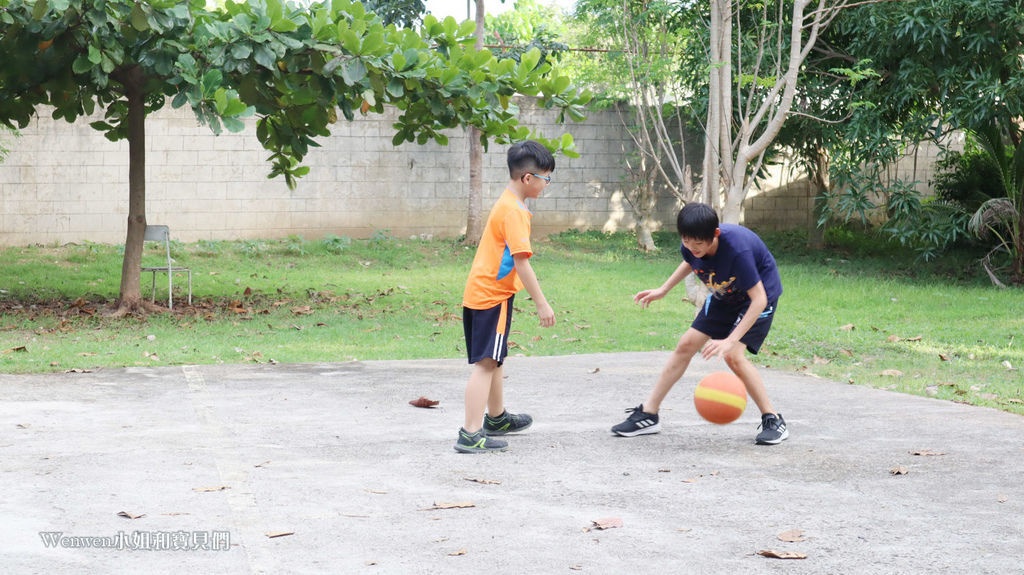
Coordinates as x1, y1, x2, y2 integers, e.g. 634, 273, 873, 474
1, 229, 1021, 416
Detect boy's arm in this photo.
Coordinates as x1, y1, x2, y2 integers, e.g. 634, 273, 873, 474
634, 261, 693, 308
701, 281, 768, 360
513, 254, 555, 327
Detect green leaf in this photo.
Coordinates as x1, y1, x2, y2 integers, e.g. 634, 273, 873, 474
457, 19, 475, 37
231, 43, 252, 60
214, 88, 228, 114
271, 17, 297, 33
341, 59, 367, 84
224, 99, 248, 117
222, 117, 246, 133
386, 78, 404, 97
254, 45, 275, 70
87, 44, 101, 65
520, 48, 541, 73
72, 55, 92, 74
341, 29, 360, 53
202, 70, 223, 97
32, 0, 48, 20
130, 3, 149, 32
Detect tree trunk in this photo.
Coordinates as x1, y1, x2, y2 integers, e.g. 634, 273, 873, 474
113, 67, 151, 315
807, 147, 829, 250
463, 0, 486, 246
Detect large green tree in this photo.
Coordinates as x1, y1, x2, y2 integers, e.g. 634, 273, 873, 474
817, 0, 1024, 284
0, 0, 589, 314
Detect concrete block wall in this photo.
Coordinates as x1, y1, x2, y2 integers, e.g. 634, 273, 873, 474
0, 99, 681, 246
742, 136, 964, 232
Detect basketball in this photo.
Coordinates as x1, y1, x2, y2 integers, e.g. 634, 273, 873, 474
694, 372, 747, 424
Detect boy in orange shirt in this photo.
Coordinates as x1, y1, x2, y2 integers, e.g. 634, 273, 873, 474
455, 141, 556, 453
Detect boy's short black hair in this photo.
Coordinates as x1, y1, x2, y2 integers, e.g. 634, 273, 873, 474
677, 202, 719, 240
507, 140, 555, 180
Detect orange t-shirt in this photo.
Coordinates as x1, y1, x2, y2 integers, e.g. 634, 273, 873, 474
463, 189, 534, 310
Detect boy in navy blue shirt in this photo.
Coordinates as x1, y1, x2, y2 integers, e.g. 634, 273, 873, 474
611, 203, 788, 444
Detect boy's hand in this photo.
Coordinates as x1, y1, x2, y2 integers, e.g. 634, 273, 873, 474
701, 338, 739, 360
634, 288, 666, 308
536, 302, 555, 327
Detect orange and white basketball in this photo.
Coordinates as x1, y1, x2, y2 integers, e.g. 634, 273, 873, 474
694, 372, 747, 424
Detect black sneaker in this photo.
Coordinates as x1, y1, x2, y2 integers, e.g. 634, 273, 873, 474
454, 428, 508, 453
483, 411, 533, 435
756, 413, 789, 445
611, 404, 660, 437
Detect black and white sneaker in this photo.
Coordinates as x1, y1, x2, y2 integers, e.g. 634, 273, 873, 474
611, 404, 661, 437
756, 413, 788, 445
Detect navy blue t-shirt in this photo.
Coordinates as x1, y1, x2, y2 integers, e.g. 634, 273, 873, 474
681, 224, 782, 307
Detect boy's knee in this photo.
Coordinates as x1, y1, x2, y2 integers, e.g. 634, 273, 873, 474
722, 348, 749, 369
474, 358, 499, 370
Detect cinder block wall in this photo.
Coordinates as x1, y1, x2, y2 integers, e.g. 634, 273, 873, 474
0, 99, 682, 246
742, 136, 964, 232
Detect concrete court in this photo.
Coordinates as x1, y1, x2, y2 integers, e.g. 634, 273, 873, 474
1, 351, 1022, 575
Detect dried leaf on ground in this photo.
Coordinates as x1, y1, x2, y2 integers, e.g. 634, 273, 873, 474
117, 511, 145, 520
840, 324, 855, 331
590, 517, 623, 530
590, 367, 600, 374
938, 353, 951, 361
193, 485, 231, 492
448, 548, 467, 556
423, 502, 475, 510
2, 346, 27, 354
909, 450, 946, 456
880, 369, 903, 377
463, 477, 501, 485
409, 396, 439, 408
758, 550, 807, 559
890, 466, 909, 475
265, 532, 294, 538
813, 355, 830, 365
777, 529, 806, 542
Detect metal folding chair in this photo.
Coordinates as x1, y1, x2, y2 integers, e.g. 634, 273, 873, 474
140, 225, 192, 309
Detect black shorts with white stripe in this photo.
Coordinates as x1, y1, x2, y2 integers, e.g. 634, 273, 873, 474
463, 295, 515, 366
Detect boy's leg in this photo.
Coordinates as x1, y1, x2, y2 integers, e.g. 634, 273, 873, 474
487, 365, 504, 418
722, 347, 776, 415
643, 327, 709, 413
464, 358, 499, 433
612, 328, 708, 437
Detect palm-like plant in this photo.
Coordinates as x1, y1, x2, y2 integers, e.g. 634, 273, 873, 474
969, 121, 1024, 286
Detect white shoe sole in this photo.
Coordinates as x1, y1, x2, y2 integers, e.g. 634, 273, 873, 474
612, 422, 661, 437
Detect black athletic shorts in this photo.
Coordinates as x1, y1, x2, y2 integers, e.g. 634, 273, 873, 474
691, 297, 778, 354
463, 295, 515, 366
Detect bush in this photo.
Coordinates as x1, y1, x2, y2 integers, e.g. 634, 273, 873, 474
932, 148, 1004, 214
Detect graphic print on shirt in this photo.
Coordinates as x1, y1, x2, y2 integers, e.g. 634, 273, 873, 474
698, 270, 738, 298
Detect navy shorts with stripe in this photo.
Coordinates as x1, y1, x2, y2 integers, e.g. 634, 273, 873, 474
463, 295, 515, 366
691, 297, 778, 354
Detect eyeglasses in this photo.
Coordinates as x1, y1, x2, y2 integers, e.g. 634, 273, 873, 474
527, 173, 551, 183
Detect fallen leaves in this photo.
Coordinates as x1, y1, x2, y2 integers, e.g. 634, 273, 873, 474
409, 396, 439, 408
890, 466, 910, 475
909, 449, 946, 456
2, 346, 27, 354
447, 548, 467, 556
422, 502, 475, 511
265, 531, 294, 538
117, 511, 145, 520
776, 529, 806, 542
463, 477, 501, 485
192, 485, 231, 492
758, 550, 807, 560
583, 517, 623, 532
